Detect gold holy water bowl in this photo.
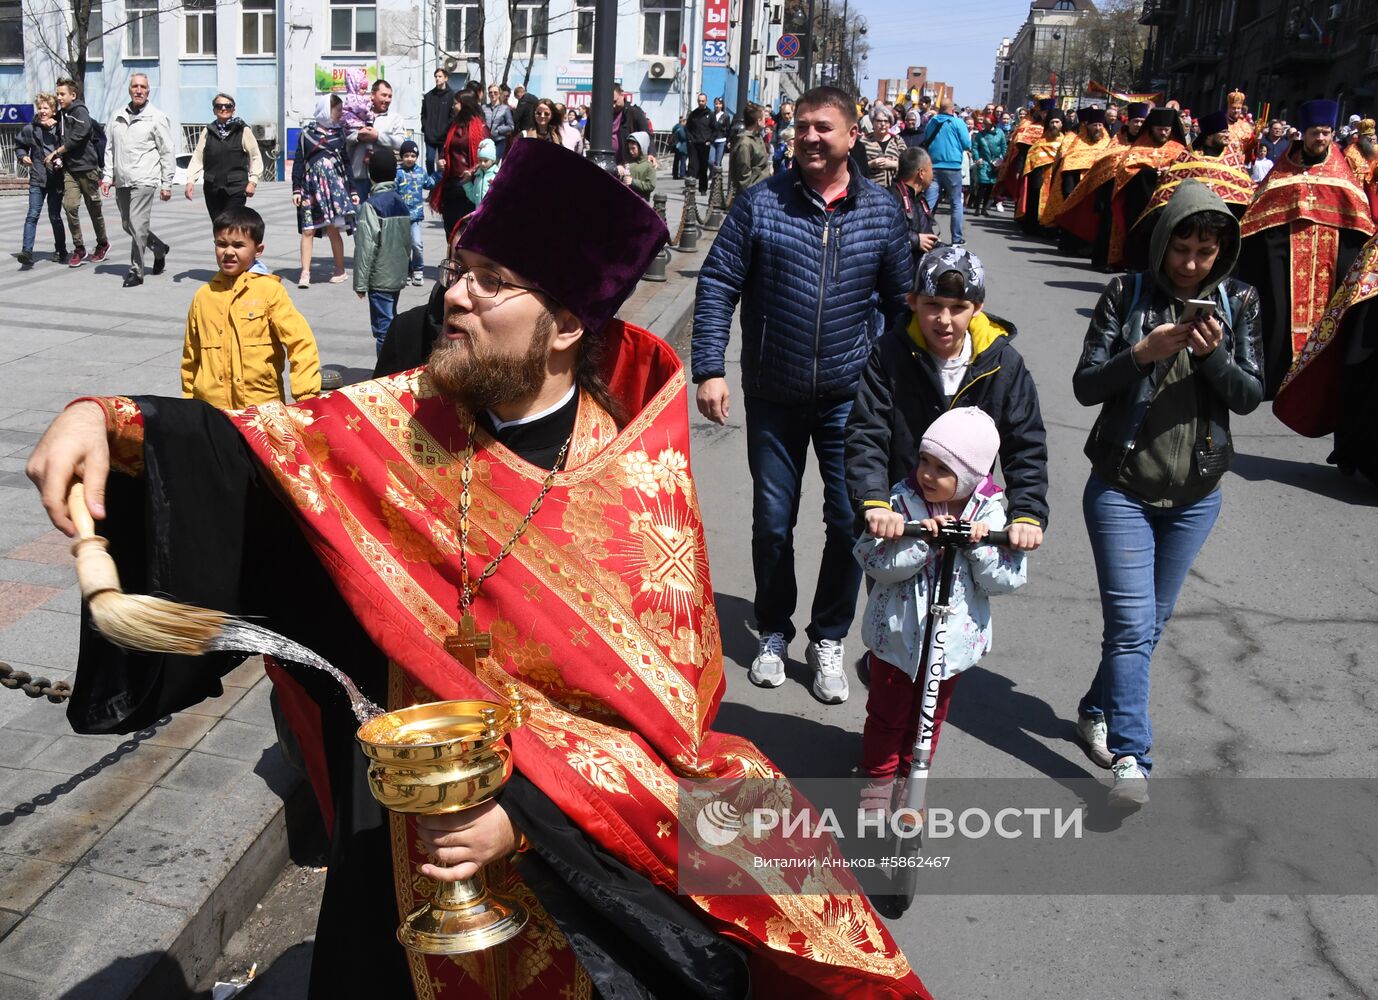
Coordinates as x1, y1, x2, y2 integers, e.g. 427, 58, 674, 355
357, 688, 529, 955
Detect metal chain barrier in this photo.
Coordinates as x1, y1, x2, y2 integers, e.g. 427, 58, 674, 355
0, 661, 73, 703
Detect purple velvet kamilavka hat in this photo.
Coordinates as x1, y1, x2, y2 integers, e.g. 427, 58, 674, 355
456, 138, 670, 335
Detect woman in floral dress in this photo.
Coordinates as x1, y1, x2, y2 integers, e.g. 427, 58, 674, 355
291, 95, 357, 288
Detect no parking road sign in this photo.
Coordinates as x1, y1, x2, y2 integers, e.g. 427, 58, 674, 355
776, 34, 801, 59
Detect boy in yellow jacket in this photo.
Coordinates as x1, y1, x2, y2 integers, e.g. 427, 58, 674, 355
183, 206, 321, 408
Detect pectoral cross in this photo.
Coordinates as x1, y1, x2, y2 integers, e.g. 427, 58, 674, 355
444, 611, 491, 672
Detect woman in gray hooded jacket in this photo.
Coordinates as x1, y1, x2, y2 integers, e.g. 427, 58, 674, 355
1071, 180, 1263, 808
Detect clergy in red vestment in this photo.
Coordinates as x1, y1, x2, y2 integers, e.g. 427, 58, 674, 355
26, 141, 932, 1000
1122, 110, 1256, 268
994, 97, 1051, 202
1343, 118, 1378, 222
1275, 232, 1378, 486
1225, 90, 1258, 165
1016, 109, 1066, 235
1057, 105, 1187, 271
1191, 109, 1250, 171
1237, 99, 1376, 399
1041, 106, 1114, 253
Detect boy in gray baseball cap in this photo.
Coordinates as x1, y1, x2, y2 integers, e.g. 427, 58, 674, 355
844, 243, 1049, 568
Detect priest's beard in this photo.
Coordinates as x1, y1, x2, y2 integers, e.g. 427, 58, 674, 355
428, 310, 556, 410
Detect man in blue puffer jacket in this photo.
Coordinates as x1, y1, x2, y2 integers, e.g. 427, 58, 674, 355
920, 98, 973, 246
692, 86, 911, 707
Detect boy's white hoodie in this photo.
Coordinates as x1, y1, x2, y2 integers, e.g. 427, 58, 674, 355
854, 476, 1027, 681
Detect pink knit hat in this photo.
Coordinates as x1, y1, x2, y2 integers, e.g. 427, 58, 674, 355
920, 407, 1001, 499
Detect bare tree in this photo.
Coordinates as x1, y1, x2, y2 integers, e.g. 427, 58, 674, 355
23, 1, 231, 90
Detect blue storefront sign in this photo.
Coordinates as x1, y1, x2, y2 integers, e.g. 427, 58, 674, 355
0, 104, 35, 124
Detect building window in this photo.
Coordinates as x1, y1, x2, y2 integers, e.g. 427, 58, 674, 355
243, 0, 275, 56
0, 0, 22, 63
444, 0, 481, 57
183, 0, 217, 57
330, 0, 376, 54
86, 3, 103, 63
575, 0, 594, 57
512, 3, 549, 58
641, 0, 681, 57
1054, 0, 1076, 8
126, 0, 159, 58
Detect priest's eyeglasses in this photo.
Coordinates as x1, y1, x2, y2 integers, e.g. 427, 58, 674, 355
439, 261, 543, 299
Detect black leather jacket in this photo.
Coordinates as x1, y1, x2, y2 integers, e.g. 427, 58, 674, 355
1073, 273, 1264, 488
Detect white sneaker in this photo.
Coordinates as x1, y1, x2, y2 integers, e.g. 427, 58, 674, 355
808, 638, 849, 704
993, 201, 1006, 213
1108, 755, 1149, 809
749, 632, 787, 687
1076, 714, 1112, 768
411, 270, 424, 286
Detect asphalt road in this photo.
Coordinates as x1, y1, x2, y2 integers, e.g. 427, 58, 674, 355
215, 204, 1378, 999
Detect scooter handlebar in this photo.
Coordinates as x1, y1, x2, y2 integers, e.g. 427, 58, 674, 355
902, 521, 1010, 547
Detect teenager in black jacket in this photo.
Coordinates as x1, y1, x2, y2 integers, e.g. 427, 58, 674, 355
844, 246, 1049, 546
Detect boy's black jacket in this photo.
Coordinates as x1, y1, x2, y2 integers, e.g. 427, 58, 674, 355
844, 311, 1051, 528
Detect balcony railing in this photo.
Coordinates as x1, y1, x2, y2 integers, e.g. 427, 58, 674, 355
1139, 0, 1177, 26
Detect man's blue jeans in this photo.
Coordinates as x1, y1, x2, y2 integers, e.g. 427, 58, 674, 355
744, 394, 862, 644
23, 176, 65, 255
1078, 474, 1223, 775
367, 290, 400, 355
933, 168, 965, 243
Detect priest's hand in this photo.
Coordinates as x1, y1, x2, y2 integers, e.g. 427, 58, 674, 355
416, 800, 519, 882
696, 377, 731, 424
26, 401, 111, 535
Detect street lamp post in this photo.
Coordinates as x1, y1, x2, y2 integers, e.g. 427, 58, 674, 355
586, 0, 620, 172
838, 0, 849, 90
735, 0, 754, 121
1052, 28, 1069, 107
849, 19, 867, 97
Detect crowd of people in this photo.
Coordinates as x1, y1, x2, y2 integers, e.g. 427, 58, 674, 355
12, 67, 1378, 996
691, 81, 1378, 817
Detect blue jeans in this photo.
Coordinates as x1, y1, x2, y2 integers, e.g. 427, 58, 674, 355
425, 141, 443, 175
409, 220, 424, 272
933, 168, 965, 243
744, 394, 862, 644
24, 176, 66, 255
367, 289, 400, 354
1078, 474, 1223, 775
710, 138, 727, 168
924, 179, 939, 212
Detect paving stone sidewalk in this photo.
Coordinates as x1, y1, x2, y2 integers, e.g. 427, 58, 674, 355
0, 175, 709, 998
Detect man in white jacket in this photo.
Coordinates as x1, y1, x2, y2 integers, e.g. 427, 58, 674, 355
347, 79, 408, 199
101, 74, 175, 288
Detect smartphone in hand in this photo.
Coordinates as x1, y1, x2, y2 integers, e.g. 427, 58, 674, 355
1180, 298, 1217, 323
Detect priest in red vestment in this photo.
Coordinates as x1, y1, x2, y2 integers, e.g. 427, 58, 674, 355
1274, 232, 1378, 485
1237, 99, 1376, 399
1015, 108, 1066, 235
1122, 110, 1256, 268
1057, 106, 1186, 271
995, 98, 1052, 203
1041, 106, 1113, 253
1225, 90, 1258, 165
26, 141, 932, 1000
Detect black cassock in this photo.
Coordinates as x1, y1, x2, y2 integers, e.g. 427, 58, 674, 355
1237, 227, 1369, 400
67, 396, 747, 999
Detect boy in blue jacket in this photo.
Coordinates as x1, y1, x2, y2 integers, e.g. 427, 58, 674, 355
395, 139, 432, 286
